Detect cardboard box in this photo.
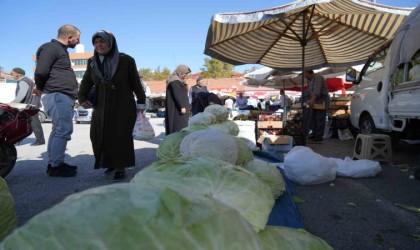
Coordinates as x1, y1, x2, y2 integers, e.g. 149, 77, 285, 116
259, 135, 294, 152
268, 135, 290, 144
257, 121, 283, 129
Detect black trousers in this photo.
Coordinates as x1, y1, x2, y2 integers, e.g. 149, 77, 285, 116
310, 108, 327, 139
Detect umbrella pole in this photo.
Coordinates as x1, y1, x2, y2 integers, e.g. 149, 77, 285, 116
301, 46, 306, 146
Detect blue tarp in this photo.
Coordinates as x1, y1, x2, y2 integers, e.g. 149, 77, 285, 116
253, 150, 304, 229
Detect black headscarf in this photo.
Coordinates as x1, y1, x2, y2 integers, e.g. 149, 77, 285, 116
91, 30, 120, 81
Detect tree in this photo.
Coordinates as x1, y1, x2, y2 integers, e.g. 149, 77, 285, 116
139, 68, 154, 80
139, 67, 171, 81
200, 57, 235, 78
243, 66, 260, 74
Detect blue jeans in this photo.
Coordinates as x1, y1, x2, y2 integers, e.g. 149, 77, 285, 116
41, 93, 75, 167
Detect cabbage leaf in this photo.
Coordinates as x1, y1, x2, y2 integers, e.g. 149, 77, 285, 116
245, 159, 286, 199
0, 184, 263, 250
131, 157, 274, 232
0, 178, 17, 241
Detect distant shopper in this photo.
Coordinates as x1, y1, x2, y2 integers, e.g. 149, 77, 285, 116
33, 24, 80, 177
235, 92, 248, 109
304, 69, 329, 142
224, 96, 234, 115
10, 68, 45, 146
194, 92, 222, 114
224, 97, 234, 110
165, 65, 191, 135
78, 30, 146, 181
189, 76, 209, 115
278, 89, 292, 109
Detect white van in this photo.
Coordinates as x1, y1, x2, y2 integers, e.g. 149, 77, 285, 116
346, 5, 420, 144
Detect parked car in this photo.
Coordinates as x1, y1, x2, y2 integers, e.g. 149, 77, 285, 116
74, 106, 93, 124
346, 5, 420, 144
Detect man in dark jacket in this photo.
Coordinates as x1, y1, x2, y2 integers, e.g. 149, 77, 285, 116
189, 76, 209, 115
33, 24, 80, 177
11, 68, 45, 146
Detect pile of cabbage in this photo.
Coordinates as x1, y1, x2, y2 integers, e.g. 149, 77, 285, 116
0, 178, 17, 242
0, 105, 332, 249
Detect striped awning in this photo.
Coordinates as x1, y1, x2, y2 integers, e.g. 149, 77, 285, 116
204, 0, 414, 71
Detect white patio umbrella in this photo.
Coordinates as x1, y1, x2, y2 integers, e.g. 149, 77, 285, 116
204, 0, 413, 144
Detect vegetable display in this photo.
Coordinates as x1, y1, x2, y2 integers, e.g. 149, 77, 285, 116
0, 184, 262, 250
131, 156, 275, 232
0, 105, 333, 249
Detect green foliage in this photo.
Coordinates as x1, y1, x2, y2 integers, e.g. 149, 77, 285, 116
139, 67, 171, 81
200, 57, 235, 78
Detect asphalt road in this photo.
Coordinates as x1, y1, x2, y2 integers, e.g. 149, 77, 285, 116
4, 118, 420, 249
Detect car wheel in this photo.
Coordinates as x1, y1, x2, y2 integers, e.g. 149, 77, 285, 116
359, 113, 377, 134
38, 111, 47, 123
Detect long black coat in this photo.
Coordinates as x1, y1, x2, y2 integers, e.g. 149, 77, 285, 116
78, 55, 145, 169
165, 80, 189, 135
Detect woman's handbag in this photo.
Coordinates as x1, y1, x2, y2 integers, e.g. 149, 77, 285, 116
133, 111, 155, 141
87, 84, 97, 106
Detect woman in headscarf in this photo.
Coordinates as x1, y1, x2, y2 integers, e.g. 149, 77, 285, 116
78, 30, 146, 181
165, 65, 191, 135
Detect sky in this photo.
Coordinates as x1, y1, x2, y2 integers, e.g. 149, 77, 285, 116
0, 0, 418, 78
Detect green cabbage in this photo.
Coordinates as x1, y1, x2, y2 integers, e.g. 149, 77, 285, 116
258, 226, 333, 250
0, 184, 263, 250
0, 178, 17, 241
245, 159, 286, 199
235, 137, 254, 166
221, 120, 239, 136
131, 156, 275, 232
204, 104, 229, 122
156, 131, 190, 160
208, 120, 240, 136
180, 129, 239, 164
181, 124, 208, 133
188, 112, 216, 126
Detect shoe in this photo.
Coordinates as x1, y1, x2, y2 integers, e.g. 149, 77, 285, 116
31, 142, 45, 146
113, 171, 126, 182
104, 168, 115, 175
48, 164, 77, 177
46, 163, 78, 174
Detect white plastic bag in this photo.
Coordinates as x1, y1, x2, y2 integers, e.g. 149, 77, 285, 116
333, 156, 381, 178
338, 128, 354, 140
284, 146, 337, 185
133, 111, 155, 141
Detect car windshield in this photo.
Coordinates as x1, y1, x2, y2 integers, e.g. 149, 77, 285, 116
365, 48, 388, 76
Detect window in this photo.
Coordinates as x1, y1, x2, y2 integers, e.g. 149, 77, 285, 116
408, 49, 420, 82
365, 49, 386, 76
392, 49, 420, 85
71, 59, 88, 66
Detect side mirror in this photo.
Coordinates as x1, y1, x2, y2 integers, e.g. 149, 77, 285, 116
345, 68, 357, 83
